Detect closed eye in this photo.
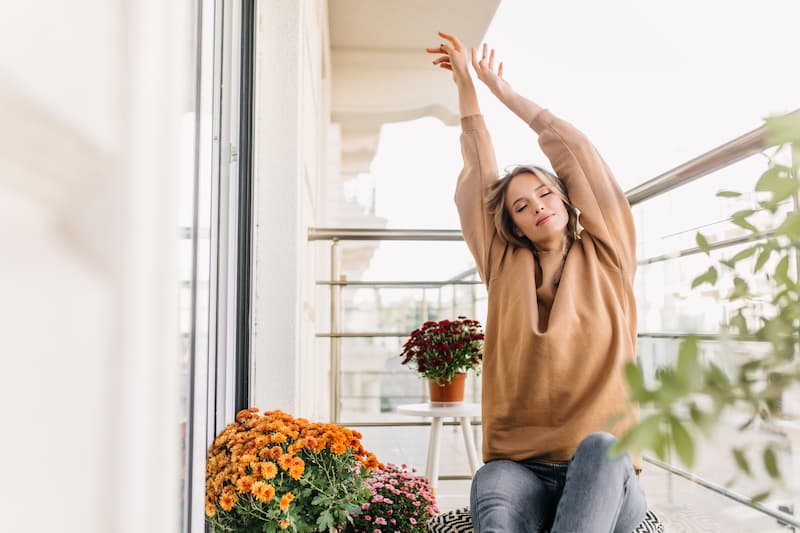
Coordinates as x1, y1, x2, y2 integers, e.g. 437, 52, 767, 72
540, 192, 552, 197
515, 204, 528, 213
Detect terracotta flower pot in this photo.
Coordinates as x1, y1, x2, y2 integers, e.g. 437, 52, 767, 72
428, 372, 467, 405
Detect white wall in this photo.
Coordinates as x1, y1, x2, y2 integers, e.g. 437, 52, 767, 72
0, 2, 189, 532
251, 0, 330, 420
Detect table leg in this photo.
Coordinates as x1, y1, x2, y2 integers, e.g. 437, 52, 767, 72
426, 416, 443, 493
460, 416, 480, 475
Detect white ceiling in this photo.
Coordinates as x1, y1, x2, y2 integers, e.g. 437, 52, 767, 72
329, 0, 501, 51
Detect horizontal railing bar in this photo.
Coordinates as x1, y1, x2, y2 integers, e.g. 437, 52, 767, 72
643, 455, 800, 528
627, 109, 800, 206
339, 420, 482, 428
318, 331, 769, 341
339, 392, 434, 396
316, 280, 483, 288
308, 228, 464, 241
317, 332, 410, 338
638, 229, 777, 266
638, 332, 764, 342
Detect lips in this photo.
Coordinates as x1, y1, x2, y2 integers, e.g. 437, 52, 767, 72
536, 214, 553, 226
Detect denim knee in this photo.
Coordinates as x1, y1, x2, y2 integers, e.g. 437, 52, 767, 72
573, 432, 628, 467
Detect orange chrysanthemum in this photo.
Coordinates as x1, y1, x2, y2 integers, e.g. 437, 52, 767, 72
205, 501, 216, 517
279, 492, 295, 511
279, 519, 290, 530
331, 442, 346, 455
219, 490, 236, 512
251, 481, 275, 503
278, 454, 294, 470
263, 461, 278, 479
269, 446, 283, 460
235, 475, 254, 494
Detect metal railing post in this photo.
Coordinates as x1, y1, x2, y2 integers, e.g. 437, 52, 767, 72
330, 238, 342, 422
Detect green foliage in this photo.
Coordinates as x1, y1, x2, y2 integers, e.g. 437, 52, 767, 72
619, 114, 800, 498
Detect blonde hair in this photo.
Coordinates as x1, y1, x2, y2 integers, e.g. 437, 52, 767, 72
485, 164, 580, 286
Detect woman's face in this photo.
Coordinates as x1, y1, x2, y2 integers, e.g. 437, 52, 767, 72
504, 172, 569, 250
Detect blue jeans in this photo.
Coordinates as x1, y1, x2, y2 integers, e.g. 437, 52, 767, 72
470, 432, 647, 533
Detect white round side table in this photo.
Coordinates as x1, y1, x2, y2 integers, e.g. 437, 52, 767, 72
395, 402, 482, 492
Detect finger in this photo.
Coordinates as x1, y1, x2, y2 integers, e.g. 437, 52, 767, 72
488, 48, 495, 70
498, 61, 504, 78
481, 43, 488, 60
470, 47, 479, 70
432, 56, 451, 65
437, 31, 461, 48
440, 64, 453, 71
425, 47, 446, 53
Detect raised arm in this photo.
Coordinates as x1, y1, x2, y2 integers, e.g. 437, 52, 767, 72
472, 45, 636, 273
428, 32, 500, 284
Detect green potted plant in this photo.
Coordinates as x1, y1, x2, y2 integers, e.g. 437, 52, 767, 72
400, 316, 484, 404
205, 408, 380, 532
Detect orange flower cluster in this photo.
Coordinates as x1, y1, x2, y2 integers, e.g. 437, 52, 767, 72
205, 408, 380, 523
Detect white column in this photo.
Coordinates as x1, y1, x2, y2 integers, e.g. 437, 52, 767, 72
251, 0, 303, 414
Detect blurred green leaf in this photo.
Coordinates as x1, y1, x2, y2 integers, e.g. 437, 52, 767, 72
730, 310, 748, 336
731, 246, 758, 264
677, 336, 701, 389
775, 256, 790, 283
776, 212, 800, 240
733, 448, 753, 477
612, 413, 664, 458
716, 190, 742, 198
765, 114, 800, 144
696, 232, 711, 255
764, 448, 781, 480
729, 277, 750, 300
731, 209, 758, 233
755, 165, 798, 203
751, 490, 772, 504
754, 248, 772, 273
670, 416, 695, 467
692, 266, 718, 289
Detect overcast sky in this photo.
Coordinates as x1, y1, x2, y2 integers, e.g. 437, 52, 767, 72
360, 0, 799, 282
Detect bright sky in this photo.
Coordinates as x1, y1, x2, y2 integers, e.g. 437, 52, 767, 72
359, 0, 799, 283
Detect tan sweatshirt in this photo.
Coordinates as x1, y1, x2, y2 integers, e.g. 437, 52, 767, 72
455, 110, 641, 470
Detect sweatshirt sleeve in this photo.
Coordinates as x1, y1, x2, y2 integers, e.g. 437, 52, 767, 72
454, 114, 500, 285
530, 109, 637, 274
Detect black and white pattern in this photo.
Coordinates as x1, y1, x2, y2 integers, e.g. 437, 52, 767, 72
427, 507, 664, 533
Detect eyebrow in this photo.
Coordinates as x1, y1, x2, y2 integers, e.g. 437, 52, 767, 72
512, 184, 549, 206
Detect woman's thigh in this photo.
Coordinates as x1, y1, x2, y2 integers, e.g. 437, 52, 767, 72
470, 459, 555, 533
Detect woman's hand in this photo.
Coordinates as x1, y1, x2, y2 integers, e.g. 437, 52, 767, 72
471, 43, 510, 96
426, 31, 471, 85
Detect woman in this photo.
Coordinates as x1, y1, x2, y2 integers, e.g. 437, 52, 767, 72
426, 31, 647, 532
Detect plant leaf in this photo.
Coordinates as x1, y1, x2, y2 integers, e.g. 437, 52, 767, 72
775, 256, 790, 283
765, 114, 800, 144
776, 212, 800, 240
716, 190, 742, 198
692, 266, 718, 289
730, 246, 757, 264
696, 232, 711, 255
733, 448, 752, 477
754, 248, 772, 273
731, 209, 758, 233
764, 447, 781, 480
670, 416, 695, 467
